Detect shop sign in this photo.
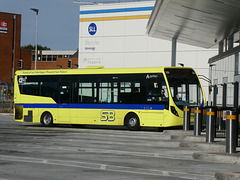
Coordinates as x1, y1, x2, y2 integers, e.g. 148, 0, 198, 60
0, 21, 8, 33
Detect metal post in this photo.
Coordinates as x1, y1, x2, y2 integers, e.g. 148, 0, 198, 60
234, 82, 239, 108
30, 8, 39, 70
183, 106, 190, 131
222, 83, 227, 107
218, 40, 223, 54
226, 110, 237, 153
213, 85, 217, 107
34, 11, 38, 70
228, 35, 234, 50
194, 107, 202, 136
206, 108, 215, 143
171, 37, 177, 67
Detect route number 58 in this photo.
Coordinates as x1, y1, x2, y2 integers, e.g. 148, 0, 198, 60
100, 111, 115, 122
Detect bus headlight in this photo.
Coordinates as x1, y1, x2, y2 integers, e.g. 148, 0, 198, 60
171, 106, 179, 117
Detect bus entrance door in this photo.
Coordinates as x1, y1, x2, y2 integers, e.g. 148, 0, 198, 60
58, 80, 71, 123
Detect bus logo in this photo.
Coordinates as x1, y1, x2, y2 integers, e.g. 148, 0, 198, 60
146, 74, 158, 79
88, 23, 97, 36
100, 111, 115, 122
18, 76, 27, 84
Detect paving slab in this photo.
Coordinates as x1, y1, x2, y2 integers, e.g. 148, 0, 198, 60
193, 151, 240, 164
215, 171, 240, 180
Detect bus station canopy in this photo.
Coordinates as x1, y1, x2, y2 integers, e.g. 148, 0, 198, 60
147, 0, 240, 48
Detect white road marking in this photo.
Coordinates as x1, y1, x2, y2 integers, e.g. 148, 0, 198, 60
0, 154, 213, 180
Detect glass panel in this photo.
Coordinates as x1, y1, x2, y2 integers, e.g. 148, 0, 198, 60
165, 68, 203, 109
42, 55, 47, 61
113, 88, 118, 103
120, 82, 131, 93
80, 83, 92, 87
18, 76, 39, 96
146, 81, 168, 102
39, 81, 58, 101
99, 85, 111, 103
59, 82, 71, 103
78, 82, 94, 103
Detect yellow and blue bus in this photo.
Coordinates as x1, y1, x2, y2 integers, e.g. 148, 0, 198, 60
14, 67, 205, 130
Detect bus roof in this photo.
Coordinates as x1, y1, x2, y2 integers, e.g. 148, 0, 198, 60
15, 66, 194, 76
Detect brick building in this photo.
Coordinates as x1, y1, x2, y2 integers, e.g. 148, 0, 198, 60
29, 50, 78, 70
20, 49, 78, 70
0, 12, 78, 99
0, 12, 21, 84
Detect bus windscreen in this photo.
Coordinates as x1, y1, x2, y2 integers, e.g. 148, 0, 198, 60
164, 68, 204, 110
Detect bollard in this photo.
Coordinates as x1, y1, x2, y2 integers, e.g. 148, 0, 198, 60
206, 108, 215, 143
226, 110, 237, 154
194, 107, 202, 136
217, 109, 223, 131
183, 106, 190, 131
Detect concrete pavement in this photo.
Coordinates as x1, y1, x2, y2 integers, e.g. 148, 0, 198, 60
164, 130, 240, 179
1, 113, 240, 179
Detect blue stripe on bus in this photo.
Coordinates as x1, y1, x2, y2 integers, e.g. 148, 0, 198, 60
80, 6, 154, 15
15, 103, 165, 110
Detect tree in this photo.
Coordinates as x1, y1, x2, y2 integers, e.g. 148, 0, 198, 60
21, 44, 51, 50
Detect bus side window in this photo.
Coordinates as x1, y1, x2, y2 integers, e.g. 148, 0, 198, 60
99, 82, 112, 103
39, 81, 58, 101
78, 82, 94, 103
119, 82, 143, 104
146, 82, 169, 102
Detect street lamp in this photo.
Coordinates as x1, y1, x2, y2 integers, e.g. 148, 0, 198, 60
30, 8, 39, 70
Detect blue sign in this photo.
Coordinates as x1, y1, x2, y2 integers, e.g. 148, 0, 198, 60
88, 23, 97, 35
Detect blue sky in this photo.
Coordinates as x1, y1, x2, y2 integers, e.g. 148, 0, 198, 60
1, 0, 143, 50
1, 0, 81, 50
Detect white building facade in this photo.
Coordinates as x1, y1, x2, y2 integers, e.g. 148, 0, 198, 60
78, 1, 217, 101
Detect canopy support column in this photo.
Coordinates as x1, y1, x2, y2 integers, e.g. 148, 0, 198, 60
171, 37, 177, 67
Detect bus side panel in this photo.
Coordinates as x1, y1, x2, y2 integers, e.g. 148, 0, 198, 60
163, 110, 183, 127
70, 109, 98, 125
97, 109, 141, 126
21, 108, 39, 123
98, 109, 116, 125
141, 110, 164, 127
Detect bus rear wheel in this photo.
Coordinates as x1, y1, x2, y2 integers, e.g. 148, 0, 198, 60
41, 112, 53, 127
125, 113, 140, 131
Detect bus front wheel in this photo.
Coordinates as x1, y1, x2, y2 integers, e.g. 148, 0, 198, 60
125, 113, 140, 131
41, 112, 53, 127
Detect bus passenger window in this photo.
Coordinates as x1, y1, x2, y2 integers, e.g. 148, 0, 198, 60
78, 83, 94, 103
99, 83, 112, 103
39, 81, 58, 101
119, 82, 143, 104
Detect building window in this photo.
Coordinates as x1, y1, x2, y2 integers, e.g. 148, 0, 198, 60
42, 55, 47, 61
